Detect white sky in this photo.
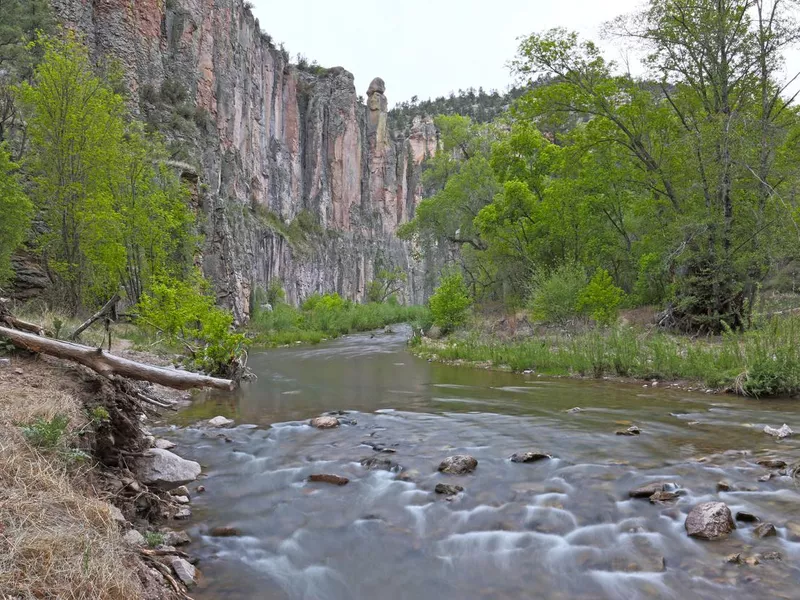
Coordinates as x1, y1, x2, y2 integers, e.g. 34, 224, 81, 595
251, 0, 644, 106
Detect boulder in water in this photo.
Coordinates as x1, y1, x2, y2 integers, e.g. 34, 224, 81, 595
628, 481, 677, 499
361, 456, 402, 472
438, 455, 478, 475
208, 416, 234, 427
757, 458, 787, 469
210, 526, 241, 537
435, 483, 464, 495
753, 522, 777, 538
510, 451, 551, 463
310, 416, 339, 429
763, 424, 793, 438
308, 474, 349, 485
685, 502, 735, 539
735, 511, 759, 523
649, 490, 682, 504
616, 425, 641, 436
138, 449, 201, 490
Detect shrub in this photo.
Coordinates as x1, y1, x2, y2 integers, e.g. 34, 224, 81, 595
429, 271, 472, 332
266, 278, 286, 306
578, 268, 625, 326
20, 415, 69, 449
145, 531, 165, 548
528, 263, 586, 324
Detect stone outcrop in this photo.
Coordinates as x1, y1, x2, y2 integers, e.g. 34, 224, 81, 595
50, 0, 439, 321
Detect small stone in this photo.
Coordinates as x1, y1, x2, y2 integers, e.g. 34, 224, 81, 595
763, 424, 793, 439
122, 529, 146, 546
756, 458, 787, 469
172, 486, 190, 497
14, 368, 23, 375
629, 481, 676, 499
155, 439, 177, 450
735, 511, 759, 523
208, 416, 234, 427
438, 455, 478, 475
758, 473, 773, 482
196, 485, 206, 493
170, 557, 196, 587
744, 556, 760, 566
753, 522, 777, 538
310, 416, 339, 429
760, 551, 782, 561
434, 483, 464, 495
174, 507, 191, 520
566, 407, 583, 414
510, 451, 551, 463
308, 474, 349, 485
162, 530, 191, 546
685, 502, 735, 540
0, 358, 10, 367
209, 526, 240, 537
716, 480, 732, 492
360, 456, 402, 472
173, 495, 190, 504
725, 553, 743, 564
649, 490, 682, 504
616, 426, 641, 436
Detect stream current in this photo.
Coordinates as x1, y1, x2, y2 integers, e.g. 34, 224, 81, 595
160, 325, 800, 599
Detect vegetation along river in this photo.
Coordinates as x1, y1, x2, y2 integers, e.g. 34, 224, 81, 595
160, 326, 800, 599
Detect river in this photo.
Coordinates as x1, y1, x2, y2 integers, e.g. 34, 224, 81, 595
160, 325, 800, 599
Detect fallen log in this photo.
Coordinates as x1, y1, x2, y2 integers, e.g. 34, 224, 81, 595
0, 298, 51, 336
70, 293, 120, 340
0, 325, 235, 391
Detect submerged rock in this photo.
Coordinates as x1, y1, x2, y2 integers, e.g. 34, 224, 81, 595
210, 526, 241, 537
170, 557, 196, 587
566, 407, 583, 414
435, 483, 464, 495
616, 425, 641, 436
761, 551, 782, 561
763, 424, 793, 439
208, 416, 234, 427
685, 502, 735, 540
735, 511, 760, 523
310, 416, 340, 429
438, 455, 478, 475
716, 480, 732, 492
649, 490, 682, 504
360, 456, 402, 472
138, 449, 201, 490
753, 522, 777, 538
308, 474, 349, 485
757, 458, 787, 469
629, 481, 677, 499
510, 451, 551, 463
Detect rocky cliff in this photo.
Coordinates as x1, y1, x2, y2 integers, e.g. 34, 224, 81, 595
51, 0, 437, 322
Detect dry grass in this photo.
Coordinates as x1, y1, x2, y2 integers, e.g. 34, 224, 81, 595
0, 356, 145, 599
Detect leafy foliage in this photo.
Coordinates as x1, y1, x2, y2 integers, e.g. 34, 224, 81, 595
429, 272, 472, 331
577, 268, 625, 326
528, 263, 586, 324
0, 143, 32, 285
367, 266, 407, 303
20, 415, 69, 449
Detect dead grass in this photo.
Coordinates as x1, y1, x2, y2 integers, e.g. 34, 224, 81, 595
0, 356, 145, 599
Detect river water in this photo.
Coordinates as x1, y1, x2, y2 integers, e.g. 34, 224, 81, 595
161, 325, 800, 599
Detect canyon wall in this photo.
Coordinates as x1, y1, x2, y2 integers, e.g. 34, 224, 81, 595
51, 0, 437, 321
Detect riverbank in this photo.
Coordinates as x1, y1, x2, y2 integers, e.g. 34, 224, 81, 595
410, 315, 800, 398
0, 348, 203, 598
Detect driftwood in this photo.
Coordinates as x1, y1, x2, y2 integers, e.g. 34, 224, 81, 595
71, 293, 120, 341
0, 325, 235, 391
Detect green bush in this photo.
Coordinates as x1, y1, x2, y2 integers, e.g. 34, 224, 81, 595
578, 268, 625, 326
528, 263, 586, 324
266, 278, 286, 306
429, 271, 472, 332
21, 415, 69, 449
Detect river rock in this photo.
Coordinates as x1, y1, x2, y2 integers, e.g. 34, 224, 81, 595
685, 502, 735, 539
138, 449, 201, 490
566, 407, 583, 414
435, 483, 464, 495
629, 481, 677, 499
753, 522, 777, 538
210, 526, 241, 537
649, 490, 682, 504
735, 511, 760, 523
170, 557, 196, 587
716, 480, 732, 492
757, 458, 787, 469
360, 456, 402, 472
761, 551, 782, 561
616, 425, 641, 436
123, 529, 146, 546
310, 416, 339, 429
173, 495, 190, 504
163, 530, 191, 546
172, 486, 190, 497
155, 439, 177, 450
438, 455, 478, 475
174, 507, 192, 520
0, 358, 10, 368
510, 451, 551, 463
208, 416, 234, 427
308, 474, 349, 485
763, 424, 793, 438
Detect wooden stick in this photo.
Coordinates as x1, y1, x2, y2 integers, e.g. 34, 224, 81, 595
0, 325, 235, 391
71, 293, 120, 340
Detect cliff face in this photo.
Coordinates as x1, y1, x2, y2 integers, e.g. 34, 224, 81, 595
51, 0, 437, 321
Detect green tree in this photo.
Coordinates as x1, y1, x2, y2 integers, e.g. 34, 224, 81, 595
429, 271, 472, 331
578, 268, 625, 326
367, 266, 407, 303
0, 143, 31, 285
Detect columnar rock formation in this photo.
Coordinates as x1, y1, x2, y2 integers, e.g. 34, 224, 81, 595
50, 0, 437, 321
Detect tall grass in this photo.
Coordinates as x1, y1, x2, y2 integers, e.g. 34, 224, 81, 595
250, 297, 431, 346
413, 317, 800, 397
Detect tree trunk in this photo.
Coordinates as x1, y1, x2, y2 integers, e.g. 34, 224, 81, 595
0, 325, 235, 391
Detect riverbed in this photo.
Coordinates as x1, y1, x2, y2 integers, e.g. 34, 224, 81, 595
161, 325, 800, 599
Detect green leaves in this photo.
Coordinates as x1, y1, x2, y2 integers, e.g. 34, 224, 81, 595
429, 271, 472, 332
0, 143, 32, 284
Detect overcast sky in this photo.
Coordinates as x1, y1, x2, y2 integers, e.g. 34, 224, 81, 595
251, 0, 644, 106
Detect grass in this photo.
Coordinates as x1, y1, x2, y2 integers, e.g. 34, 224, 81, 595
249, 298, 431, 346
412, 316, 800, 397
0, 357, 144, 599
